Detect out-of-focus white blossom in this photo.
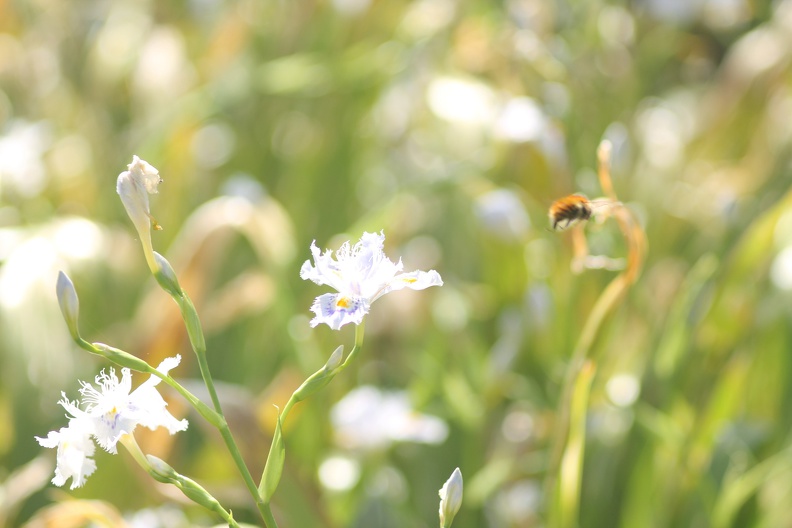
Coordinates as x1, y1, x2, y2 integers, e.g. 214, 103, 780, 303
771, 246, 792, 290
427, 77, 498, 126
493, 97, 547, 143
474, 188, 531, 241
0, 120, 51, 198
331, 385, 448, 450
318, 455, 361, 491
605, 373, 641, 407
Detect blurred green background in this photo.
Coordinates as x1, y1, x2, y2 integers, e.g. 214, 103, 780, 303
2, 0, 792, 526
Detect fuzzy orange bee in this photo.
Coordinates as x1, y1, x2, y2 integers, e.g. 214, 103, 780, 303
548, 194, 594, 231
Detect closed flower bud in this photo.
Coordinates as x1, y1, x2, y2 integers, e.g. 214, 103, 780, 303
325, 345, 344, 371
439, 467, 463, 528
177, 475, 224, 512
293, 346, 344, 402
117, 155, 163, 274
153, 252, 183, 297
146, 455, 178, 482
56, 271, 80, 341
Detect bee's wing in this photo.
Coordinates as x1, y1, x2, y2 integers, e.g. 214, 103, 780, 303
589, 198, 621, 210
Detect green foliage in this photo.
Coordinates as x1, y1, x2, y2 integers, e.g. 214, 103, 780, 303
2, 0, 792, 527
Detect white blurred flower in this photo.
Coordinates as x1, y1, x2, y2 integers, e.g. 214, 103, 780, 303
126, 505, 191, 528
0, 120, 51, 198
771, 246, 792, 290
300, 231, 443, 330
318, 454, 361, 491
474, 188, 530, 241
36, 356, 187, 487
490, 479, 541, 525
400, 0, 456, 39
35, 419, 96, 490
331, 385, 448, 450
439, 467, 463, 528
493, 97, 547, 143
132, 27, 196, 101
427, 77, 498, 126
116, 155, 163, 273
605, 373, 641, 407
331, 0, 370, 16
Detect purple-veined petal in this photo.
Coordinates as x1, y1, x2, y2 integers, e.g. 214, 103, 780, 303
309, 293, 370, 330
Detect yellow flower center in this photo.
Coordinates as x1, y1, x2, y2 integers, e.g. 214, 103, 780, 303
336, 297, 352, 308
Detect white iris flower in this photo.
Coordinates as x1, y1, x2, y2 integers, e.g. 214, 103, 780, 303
36, 356, 187, 488
300, 231, 443, 330
35, 419, 96, 489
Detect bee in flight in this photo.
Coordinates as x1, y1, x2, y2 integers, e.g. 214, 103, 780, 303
549, 194, 617, 231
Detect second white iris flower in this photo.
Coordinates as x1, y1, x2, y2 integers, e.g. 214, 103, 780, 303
300, 231, 443, 330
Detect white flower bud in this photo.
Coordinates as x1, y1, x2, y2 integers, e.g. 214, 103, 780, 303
146, 454, 178, 481
153, 252, 183, 296
439, 467, 463, 528
325, 345, 344, 371
116, 155, 163, 274
293, 346, 345, 403
56, 271, 80, 341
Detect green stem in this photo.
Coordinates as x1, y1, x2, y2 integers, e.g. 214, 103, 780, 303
259, 322, 366, 522
174, 291, 272, 524
152, 371, 224, 428
544, 275, 628, 525
119, 434, 150, 469
120, 435, 241, 528
339, 322, 365, 372
194, 339, 223, 415
553, 361, 596, 528
261, 502, 279, 527
218, 424, 271, 521
280, 396, 298, 426
280, 322, 365, 426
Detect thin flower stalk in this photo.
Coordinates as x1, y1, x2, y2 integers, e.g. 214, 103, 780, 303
255, 233, 442, 516
152, 252, 271, 524
259, 322, 365, 523
114, 159, 272, 525
119, 436, 241, 528
545, 140, 646, 527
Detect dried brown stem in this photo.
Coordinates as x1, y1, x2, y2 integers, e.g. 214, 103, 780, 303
545, 140, 647, 526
